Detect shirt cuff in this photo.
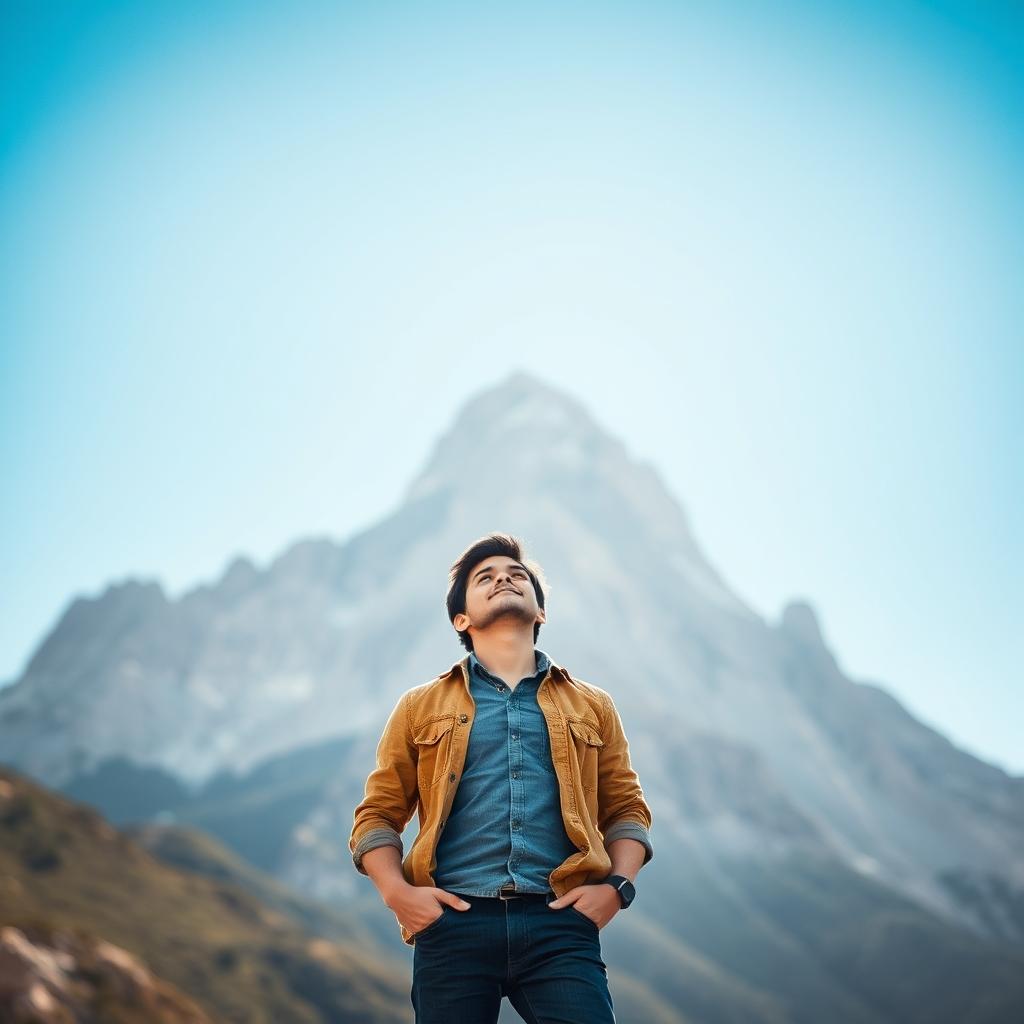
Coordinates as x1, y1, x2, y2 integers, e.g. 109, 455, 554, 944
603, 821, 654, 865
352, 827, 404, 875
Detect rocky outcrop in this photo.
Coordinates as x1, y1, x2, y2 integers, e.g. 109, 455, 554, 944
0, 924, 212, 1024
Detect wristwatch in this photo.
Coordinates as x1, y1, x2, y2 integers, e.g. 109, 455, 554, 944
600, 874, 636, 909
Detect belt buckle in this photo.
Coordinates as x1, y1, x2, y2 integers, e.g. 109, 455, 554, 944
498, 885, 518, 901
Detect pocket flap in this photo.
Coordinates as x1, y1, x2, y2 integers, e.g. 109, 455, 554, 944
413, 716, 455, 745
568, 718, 605, 747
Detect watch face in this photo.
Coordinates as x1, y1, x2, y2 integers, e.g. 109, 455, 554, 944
619, 880, 636, 906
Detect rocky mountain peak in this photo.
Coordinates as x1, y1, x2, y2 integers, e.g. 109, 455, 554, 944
779, 599, 826, 650
405, 369, 626, 501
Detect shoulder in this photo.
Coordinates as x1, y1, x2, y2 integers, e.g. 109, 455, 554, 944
401, 665, 462, 718
569, 677, 612, 705
553, 666, 614, 719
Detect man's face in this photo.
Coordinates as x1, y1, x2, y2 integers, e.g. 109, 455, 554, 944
453, 554, 546, 637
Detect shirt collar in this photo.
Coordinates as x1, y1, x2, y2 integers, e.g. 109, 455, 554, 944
469, 647, 551, 686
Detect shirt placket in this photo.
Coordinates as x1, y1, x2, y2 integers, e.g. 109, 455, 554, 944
477, 662, 533, 892
472, 654, 551, 895
507, 684, 524, 885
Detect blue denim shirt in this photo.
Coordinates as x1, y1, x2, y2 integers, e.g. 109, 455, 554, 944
431, 647, 581, 896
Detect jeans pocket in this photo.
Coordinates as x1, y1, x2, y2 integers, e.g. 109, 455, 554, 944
567, 904, 599, 930
412, 904, 448, 940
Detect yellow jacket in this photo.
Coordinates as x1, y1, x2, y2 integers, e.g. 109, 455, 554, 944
349, 654, 654, 945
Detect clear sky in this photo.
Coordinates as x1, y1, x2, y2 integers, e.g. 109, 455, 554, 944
2, 1, 1021, 772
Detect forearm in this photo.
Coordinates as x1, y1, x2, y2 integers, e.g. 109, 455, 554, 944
360, 844, 411, 905
606, 837, 648, 882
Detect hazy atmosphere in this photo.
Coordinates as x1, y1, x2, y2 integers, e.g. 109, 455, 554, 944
3, 0, 1021, 781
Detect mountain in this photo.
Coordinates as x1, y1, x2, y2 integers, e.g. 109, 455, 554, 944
0, 766, 411, 1022
8, 754, 1023, 1024
1, 369, 1023, 1020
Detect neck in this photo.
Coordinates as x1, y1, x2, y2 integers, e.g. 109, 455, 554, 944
470, 629, 537, 686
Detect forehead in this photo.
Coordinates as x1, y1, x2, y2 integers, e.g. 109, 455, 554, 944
469, 555, 527, 577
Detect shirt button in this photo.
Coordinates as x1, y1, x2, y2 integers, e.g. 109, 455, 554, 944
449, 772, 456, 782
459, 714, 468, 723
511, 733, 519, 740
512, 771, 519, 779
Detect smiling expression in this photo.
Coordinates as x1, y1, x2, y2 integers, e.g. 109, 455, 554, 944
453, 555, 546, 636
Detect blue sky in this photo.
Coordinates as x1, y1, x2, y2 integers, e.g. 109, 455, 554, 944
2, 0, 1021, 771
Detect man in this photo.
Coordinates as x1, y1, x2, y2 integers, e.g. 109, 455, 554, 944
349, 533, 654, 1023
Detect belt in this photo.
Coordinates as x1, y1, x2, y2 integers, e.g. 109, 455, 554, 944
447, 886, 554, 903
497, 884, 552, 902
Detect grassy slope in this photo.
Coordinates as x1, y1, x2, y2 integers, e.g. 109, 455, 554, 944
0, 766, 409, 1024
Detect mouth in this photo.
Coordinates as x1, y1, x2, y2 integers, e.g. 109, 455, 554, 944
492, 587, 520, 597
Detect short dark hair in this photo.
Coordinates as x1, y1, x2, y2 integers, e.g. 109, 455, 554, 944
446, 533, 547, 652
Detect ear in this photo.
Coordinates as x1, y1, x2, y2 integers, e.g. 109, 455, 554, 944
535, 607, 547, 624
453, 612, 471, 631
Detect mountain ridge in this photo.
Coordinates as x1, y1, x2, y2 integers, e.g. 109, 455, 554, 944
1, 369, 1021, 966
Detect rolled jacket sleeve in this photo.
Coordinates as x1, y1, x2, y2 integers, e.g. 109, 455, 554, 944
597, 690, 654, 865
349, 690, 419, 875
603, 821, 654, 864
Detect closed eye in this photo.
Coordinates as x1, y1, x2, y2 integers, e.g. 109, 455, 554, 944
475, 566, 529, 584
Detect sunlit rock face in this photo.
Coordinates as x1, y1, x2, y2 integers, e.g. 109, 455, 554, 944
0, 925, 213, 1024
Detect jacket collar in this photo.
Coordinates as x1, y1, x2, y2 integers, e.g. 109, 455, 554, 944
446, 651, 569, 686
468, 646, 551, 683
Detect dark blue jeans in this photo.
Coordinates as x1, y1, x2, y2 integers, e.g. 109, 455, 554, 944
411, 890, 616, 1023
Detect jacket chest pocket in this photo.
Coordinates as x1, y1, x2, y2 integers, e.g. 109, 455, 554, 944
413, 715, 457, 788
567, 717, 604, 793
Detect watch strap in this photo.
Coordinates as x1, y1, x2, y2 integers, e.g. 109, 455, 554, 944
602, 874, 634, 907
